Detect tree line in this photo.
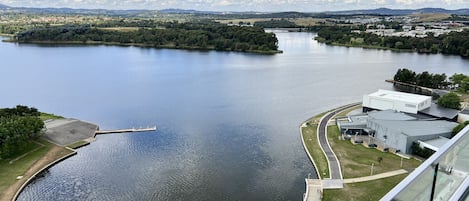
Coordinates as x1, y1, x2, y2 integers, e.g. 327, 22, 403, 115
316, 26, 469, 58
394, 68, 464, 110
0, 105, 44, 158
394, 68, 469, 91
14, 22, 279, 53
254, 19, 301, 28
394, 68, 448, 89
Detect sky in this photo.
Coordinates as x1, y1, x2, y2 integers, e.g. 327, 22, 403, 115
0, 0, 468, 12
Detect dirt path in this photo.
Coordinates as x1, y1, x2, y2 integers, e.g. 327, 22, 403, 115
1, 146, 71, 201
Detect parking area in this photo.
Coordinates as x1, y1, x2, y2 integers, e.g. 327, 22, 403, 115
42, 119, 98, 146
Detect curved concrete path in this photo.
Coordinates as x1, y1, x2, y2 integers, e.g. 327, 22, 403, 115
317, 103, 360, 188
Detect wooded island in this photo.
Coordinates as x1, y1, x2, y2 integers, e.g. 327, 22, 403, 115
11, 21, 281, 54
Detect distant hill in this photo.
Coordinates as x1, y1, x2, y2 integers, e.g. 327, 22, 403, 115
0, 6, 149, 16
0, 4, 469, 16
158, 8, 223, 14
0, 3, 10, 8
326, 7, 469, 15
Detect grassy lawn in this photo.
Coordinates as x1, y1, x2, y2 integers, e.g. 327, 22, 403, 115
301, 107, 357, 179
302, 123, 330, 178
39, 112, 63, 121
0, 139, 72, 199
323, 174, 407, 201
327, 126, 421, 178
301, 111, 332, 178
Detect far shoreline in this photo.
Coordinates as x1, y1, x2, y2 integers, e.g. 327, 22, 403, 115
2, 39, 283, 55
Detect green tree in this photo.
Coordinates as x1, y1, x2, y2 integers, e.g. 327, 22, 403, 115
450, 73, 469, 90
394, 68, 416, 84
437, 92, 461, 110
0, 105, 44, 158
415, 71, 433, 88
452, 121, 469, 137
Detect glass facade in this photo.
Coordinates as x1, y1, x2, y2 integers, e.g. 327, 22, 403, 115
381, 126, 469, 201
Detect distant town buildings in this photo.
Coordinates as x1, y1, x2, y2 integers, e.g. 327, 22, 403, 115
334, 14, 467, 38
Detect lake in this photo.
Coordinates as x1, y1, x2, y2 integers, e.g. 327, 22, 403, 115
1, 31, 468, 201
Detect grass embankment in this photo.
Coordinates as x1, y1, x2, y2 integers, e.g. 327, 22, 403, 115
323, 174, 407, 201
66, 140, 90, 149
301, 112, 330, 178
327, 125, 421, 178
39, 112, 63, 121
0, 139, 73, 201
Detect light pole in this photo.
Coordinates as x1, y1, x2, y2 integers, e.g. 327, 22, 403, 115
383, 135, 387, 151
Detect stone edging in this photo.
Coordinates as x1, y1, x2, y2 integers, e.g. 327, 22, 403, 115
11, 148, 77, 201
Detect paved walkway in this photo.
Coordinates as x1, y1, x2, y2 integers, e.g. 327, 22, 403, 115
317, 104, 360, 181
304, 179, 322, 201
343, 169, 409, 184
303, 103, 360, 201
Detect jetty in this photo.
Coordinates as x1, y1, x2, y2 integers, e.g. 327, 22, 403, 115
95, 126, 157, 134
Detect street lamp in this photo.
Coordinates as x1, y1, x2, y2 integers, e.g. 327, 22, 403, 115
383, 135, 387, 151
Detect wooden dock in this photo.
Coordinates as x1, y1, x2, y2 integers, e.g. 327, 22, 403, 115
95, 126, 156, 134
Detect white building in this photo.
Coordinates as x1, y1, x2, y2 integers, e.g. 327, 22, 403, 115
363, 89, 432, 114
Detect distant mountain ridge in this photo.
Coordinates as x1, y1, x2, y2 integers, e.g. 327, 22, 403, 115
0, 3, 468, 16
158, 8, 223, 14
327, 7, 469, 15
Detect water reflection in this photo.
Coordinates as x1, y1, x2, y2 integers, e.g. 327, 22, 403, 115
0, 32, 467, 200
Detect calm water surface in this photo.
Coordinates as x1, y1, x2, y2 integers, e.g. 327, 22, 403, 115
1, 31, 468, 201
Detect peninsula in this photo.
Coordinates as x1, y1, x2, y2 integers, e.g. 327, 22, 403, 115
0, 105, 156, 201
8, 22, 281, 54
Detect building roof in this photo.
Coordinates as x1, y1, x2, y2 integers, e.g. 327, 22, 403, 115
367, 89, 431, 104
419, 103, 459, 119
460, 109, 469, 115
337, 115, 368, 130
338, 110, 416, 130
370, 119, 458, 137
368, 110, 417, 121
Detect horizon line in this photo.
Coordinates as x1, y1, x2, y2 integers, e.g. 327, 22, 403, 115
1, 4, 469, 13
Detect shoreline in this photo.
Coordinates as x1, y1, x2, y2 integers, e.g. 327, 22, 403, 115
6, 118, 155, 200
11, 147, 78, 201
2, 39, 283, 55
314, 38, 469, 58
1, 117, 98, 201
4, 139, 94, 201
300, 103, 422, 201
300, 117, 322, 180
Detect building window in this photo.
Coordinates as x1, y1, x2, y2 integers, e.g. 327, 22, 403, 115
405, 104, 416, 108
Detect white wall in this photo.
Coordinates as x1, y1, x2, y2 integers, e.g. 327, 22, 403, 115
363, 94, 430, 114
